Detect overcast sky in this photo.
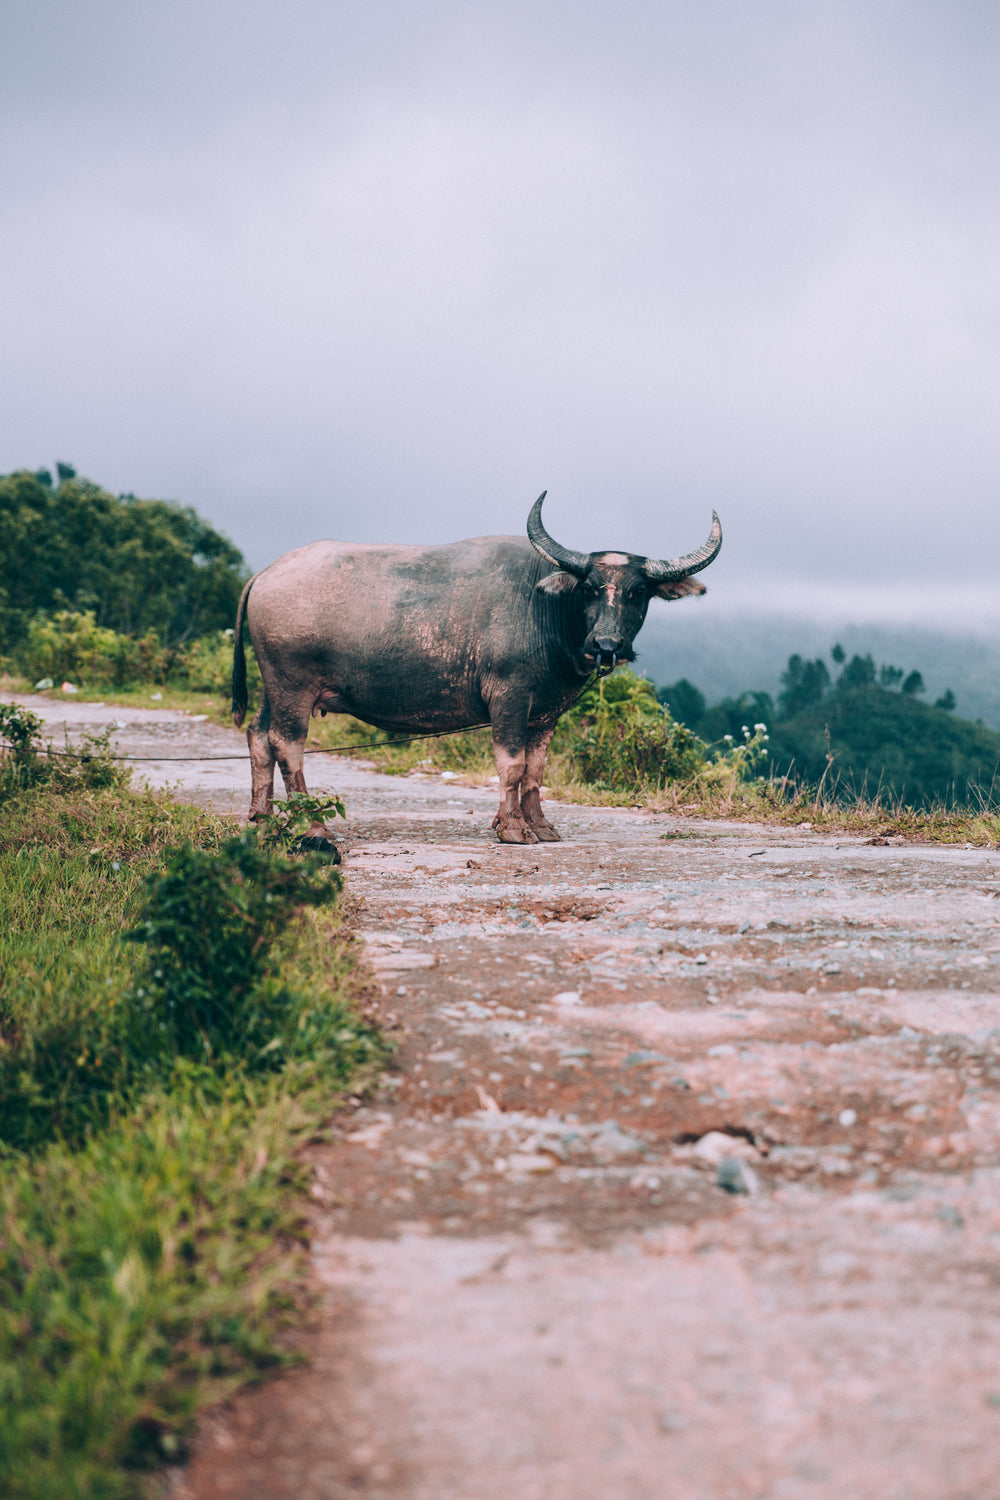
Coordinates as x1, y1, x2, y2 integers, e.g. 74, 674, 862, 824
2, 2, 998, 624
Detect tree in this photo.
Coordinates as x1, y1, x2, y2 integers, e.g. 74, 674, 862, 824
935, 689, 957, 712
657, 677, 706, 729
778, 654, 830, 719
0, 468, 248, 654
879, 664, 904, 690
831, 643, 846, 664
901, 671, 925, 696
838, 653, 876, 691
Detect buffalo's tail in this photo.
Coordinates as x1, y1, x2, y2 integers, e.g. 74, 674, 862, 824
231, 575, 257, 727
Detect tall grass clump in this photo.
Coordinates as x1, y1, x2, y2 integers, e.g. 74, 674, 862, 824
0, 710, 381, 1497
550, 668, 708, 792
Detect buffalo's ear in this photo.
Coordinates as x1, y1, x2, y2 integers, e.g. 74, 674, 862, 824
649, 575, 707, 601
536, 571, 579, 594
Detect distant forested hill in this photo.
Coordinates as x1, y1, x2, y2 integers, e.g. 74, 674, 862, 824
636, 610, 1000, 731
655, 635, 1000, 808
766, 688, 1000, 807
0, 467, 247, 654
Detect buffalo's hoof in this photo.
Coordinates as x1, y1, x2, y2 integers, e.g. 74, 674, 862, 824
294, 834, 341, 863
527, 821, 561, 842
495, 821, 539, 844
524, 816, 563, 840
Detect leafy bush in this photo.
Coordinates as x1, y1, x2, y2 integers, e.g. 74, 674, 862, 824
553, 668, 708, 791
20, 610, 171, 689
173, 627, 262, 698
0, 832, 344, 1155
127, 832, 341, 1070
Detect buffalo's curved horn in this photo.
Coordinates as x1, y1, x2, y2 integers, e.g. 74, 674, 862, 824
526, 492, 591, 576
641, 511, 722, 582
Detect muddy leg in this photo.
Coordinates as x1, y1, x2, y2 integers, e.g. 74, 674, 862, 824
271, 706, 341, 861
247, 695, 277, 820
520, 727, 560, 841
491, 741, 538, 844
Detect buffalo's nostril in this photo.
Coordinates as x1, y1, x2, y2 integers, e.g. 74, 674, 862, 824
595, 636, 622, 654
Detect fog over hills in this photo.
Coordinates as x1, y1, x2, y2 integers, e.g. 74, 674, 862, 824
634, 610, 1000, 732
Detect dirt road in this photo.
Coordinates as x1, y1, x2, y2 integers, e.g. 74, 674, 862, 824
12, 696, 1000, 1499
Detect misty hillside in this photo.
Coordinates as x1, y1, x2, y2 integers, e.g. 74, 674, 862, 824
635, 611, 1000, 731
763, 687, 1000, 808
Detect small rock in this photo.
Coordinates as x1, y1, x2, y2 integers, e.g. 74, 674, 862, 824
658, 1410, 688, 1433
507, 1152, 555, 1174
694, 952, 708, 965
717, 1157, 757, 1195
552, 990, 582, 1005
690, 1131, 758, 1166
822, 963, 841, 975
737, 919, 750, 934
591, 1122, 646, 1160
838, 1108, 858, 1127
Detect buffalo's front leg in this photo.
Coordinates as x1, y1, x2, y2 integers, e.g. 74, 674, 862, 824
491, 739, 538, 844
520, 726, 560, 841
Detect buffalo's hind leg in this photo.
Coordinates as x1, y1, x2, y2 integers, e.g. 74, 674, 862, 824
256, 691, 341, 862
520, 726, 560, 841
247, 691, 278, 821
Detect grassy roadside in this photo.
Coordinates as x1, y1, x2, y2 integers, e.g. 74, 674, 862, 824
0, 722, 383, 1499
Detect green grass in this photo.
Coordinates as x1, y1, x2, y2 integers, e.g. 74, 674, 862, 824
0, 761, 383, 1497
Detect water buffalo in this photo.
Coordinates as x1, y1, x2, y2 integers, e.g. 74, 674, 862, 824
231, 493, 721, 851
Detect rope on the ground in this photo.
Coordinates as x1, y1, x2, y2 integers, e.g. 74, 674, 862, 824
4, 664, 613, 763
3, 721, 494, 764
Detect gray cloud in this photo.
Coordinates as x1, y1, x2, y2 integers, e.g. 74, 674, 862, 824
1, 2, 997, 614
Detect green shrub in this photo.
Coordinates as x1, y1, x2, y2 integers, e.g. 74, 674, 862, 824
126, 832, 341, 1071
553, 667, 708, 791
20, 610, 171, 689
172, 627, 261, 699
